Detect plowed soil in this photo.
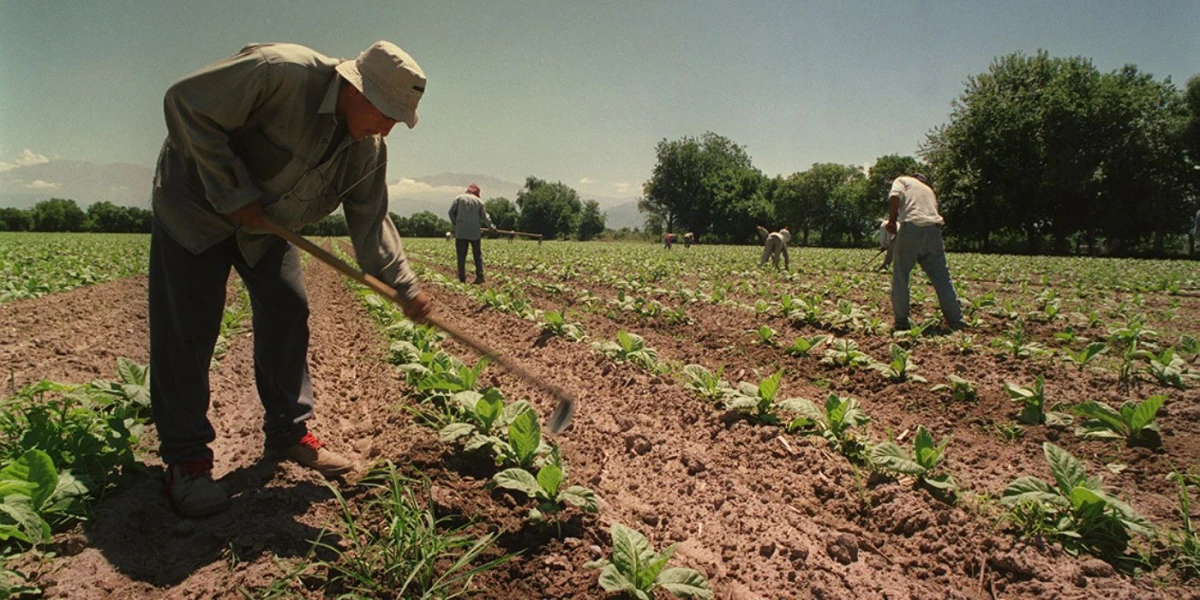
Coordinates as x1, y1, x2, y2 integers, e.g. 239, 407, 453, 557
1, 246, 1196, 600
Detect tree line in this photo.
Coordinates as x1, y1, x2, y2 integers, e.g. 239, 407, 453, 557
639, 51, 1200, 256
0, 175, 611, 241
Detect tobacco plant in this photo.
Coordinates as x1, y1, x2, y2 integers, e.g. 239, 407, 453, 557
874, 344, 926, 383
1166, 470, 1199, 578
1004, 375, 1071, 426
593, 331, 664, 373
493, 450, 598, 528
870, 425, 955, 494
1071, 395, 1165, 447
821, 339, 874, 368
541, 310, 586, 342
786, 394, 872, 460
1145, 348, 1189, 389
784, 334, 829, 358
931, 374, 977, 402
1060, 342, 1106, 372
0, 449, 87, 547
1001, 443, 1153, 561
681, 365, 733, 403
586, 522, 713, 600
722, 370, 808, 425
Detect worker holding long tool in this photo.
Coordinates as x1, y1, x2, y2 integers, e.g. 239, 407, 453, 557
756, 225, 791, 269
448, 184, 497, 284
886, 173, 966, 332
149, 40, 432, 517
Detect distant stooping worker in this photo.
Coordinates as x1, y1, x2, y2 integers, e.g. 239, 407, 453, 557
683, 232, 695, 249
756, 225, 790, 269
448, 183, 496, 284
663, 232, 675, 249
877, 219, 895, 271
444, 231, 451, 242
886, 173, 966, 331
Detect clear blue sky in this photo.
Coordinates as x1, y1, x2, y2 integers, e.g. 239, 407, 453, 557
1, 0, 1197, 200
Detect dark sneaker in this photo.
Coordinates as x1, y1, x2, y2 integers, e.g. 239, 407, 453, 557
274, 432, 354, 478
948, 320, 969, 331
893, 321, 912, 332
472, 278, 485, 285
166, 459, 229, 518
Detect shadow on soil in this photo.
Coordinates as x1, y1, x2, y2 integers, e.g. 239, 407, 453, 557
82, 460, 340, 587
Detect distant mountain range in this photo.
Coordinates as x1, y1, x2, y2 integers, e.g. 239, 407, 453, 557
0, 159, 646, 230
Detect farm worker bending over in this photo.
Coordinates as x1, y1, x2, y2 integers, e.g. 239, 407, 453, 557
885, 173, 965, 331
150, 41, 433, 517
877, 219, 895, 271
683, 232, 695, 248
756, 225, 790, 269
448, 183, 496, 284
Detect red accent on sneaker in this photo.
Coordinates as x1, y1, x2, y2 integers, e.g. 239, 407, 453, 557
297, 432, 325, 450
166, 459, 213, 487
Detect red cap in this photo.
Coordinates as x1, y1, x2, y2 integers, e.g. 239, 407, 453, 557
466, 184, 480, 197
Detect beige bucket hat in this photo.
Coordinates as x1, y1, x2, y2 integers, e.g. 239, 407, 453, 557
336, 41, 425, 128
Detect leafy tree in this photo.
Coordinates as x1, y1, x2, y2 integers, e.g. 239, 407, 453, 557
484, 197, 519, 231
866, 155, 924, 213
300, 213, 349, 236
0, 207, 32, 231
516, 177, 581, 240
641, 132, 753, 237
30, 198, 86, 232
705, 167, 772, 242
406, 210, 451, 237
774, 163, 864, 246
85, 201, 133, 233
577, 199, 606, 241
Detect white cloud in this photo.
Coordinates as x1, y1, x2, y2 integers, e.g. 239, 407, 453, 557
578, 177, 594, 184
0, 149, 52, 172
387, 178, 462, 198
613, 182, 636, 195
25, 179, 60, 190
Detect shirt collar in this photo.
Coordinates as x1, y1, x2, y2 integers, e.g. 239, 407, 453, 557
318, 73, 341, 115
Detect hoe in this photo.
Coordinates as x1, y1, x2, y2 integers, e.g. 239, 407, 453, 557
263, 218, 576, 433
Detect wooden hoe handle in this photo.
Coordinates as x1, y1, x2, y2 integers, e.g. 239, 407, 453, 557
262, 218, 576, 433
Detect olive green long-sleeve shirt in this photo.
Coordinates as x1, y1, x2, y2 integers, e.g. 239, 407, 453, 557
151, 42, 421, 299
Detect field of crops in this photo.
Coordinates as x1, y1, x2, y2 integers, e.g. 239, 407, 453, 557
1, 232, 1198, 599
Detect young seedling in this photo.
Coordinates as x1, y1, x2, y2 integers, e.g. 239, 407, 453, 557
1060, 342, 1106, 372
783, 334, 829, 358
541, 310, 587, 342
585, 522, 713, 600
723, 370, 809, 425
991, 320, 1043, 359
680, 364, 733, 403
593, 331, 665, 373
746, 324, 778, 347
1166, 470, 1199, 578
786, 393, 872, 461
1145, 348, 1189, 389
1071, 395, 1166, 447
874, 344, 927, 383
870, 425, 956, 495
1001, 442, 1153, 560
1004, 375, 1071, 426
930, 374, 977, 402
821, 339, 874, 368
493, 451, 598, 530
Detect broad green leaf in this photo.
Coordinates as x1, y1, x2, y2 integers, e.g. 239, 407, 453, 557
116, 357, 147, 386
656, 567, 714, 600
922, 473, 956, 491
0, 497, 49, 545
438, 422, 475, 443
0, 450, 58, 511
1075, 427, 1124, 441
1001, 476, 1066, 505
610, 523, 652, 588
1072, 402, 1125, 434
451, 390, 482, 414
597, 564, 641, 596
642, 542, 678, 589
508, 410, 542, 467
1129, 395, 1165, 433
536, 463, 563, 498
561, 486, 598, 512
758, 370, 782, 402
1044, 443, 1087, 494
493, 468, 542, 497
870, 442, 925, 476
475, 388, 505, 429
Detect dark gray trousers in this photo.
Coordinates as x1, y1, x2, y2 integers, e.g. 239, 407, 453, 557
149, 219, 313, 465
455, 238, 484, 283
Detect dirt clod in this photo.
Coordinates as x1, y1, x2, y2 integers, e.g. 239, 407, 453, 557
826, 533, 859, 564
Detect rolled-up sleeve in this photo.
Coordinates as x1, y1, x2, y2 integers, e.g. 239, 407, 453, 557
344, 143, 422, 300
162, 49, 271, 215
